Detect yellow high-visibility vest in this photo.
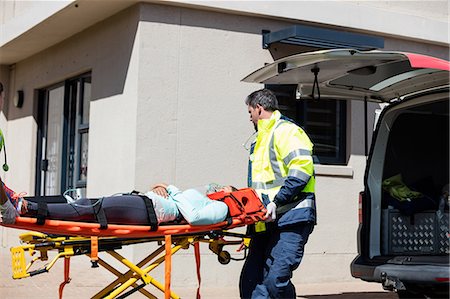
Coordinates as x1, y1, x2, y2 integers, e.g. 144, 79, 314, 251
251, 110, 315, 206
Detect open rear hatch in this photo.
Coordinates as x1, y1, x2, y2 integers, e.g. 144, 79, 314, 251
242, 49, 450, 102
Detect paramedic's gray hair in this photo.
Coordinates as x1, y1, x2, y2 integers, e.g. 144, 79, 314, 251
245, 88, 279, 111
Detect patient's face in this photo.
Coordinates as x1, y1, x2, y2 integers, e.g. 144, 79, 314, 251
218, 186, 234, 193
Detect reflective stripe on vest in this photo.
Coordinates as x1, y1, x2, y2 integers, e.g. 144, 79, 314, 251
252, 178, 286, 190
283, 149, 312, 166
252, 120, 286, 190
294, 198, 315, 209
288, 168, 311, 182
268, 120, 288, 180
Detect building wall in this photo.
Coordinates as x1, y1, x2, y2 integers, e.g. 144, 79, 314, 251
169, 0, 448, 48
1, 6, 141, 196
0, 6, 144, 296
0, 1, 449, 297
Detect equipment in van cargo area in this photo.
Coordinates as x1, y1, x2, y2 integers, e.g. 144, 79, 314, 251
382, 209, 449, 255
382, 174, 440, 216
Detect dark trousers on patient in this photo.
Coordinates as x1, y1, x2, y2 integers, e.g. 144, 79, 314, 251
26, 195, 151, 225
239, 221, 314, 299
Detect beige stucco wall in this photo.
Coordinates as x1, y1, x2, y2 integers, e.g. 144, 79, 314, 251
1, 6, 141, 196
134, 5, 273, 190
0, 6, 145, 296
166, 0, 449, 46
0, 1, 449, 297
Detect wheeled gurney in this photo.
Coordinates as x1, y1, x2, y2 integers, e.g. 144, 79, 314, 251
2, 188, 266, 299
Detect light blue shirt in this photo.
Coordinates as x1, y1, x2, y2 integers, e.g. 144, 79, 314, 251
145, 185, 228, 225
167, 185, 228, 225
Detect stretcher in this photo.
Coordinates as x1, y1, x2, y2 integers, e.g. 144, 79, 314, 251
2, 188, 266, 299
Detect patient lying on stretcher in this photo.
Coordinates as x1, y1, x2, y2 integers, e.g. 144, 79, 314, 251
0, 179, 236, 226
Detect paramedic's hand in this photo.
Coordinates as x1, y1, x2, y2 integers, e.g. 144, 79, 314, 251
0, 200, 19, 224
264, 202, 277, 222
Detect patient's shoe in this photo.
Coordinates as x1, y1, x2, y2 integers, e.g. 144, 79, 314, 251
12, 192, 28, 214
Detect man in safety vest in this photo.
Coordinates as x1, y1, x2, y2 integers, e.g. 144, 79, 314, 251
239, 88, 316, 299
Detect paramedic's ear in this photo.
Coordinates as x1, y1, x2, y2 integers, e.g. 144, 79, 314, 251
257, 104, 262, 116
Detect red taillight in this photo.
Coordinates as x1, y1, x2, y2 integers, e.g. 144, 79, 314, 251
358, 192, 364, 224
435, 277, 450, 282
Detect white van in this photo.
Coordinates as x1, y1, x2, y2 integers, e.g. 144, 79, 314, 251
242, 49, 449, 298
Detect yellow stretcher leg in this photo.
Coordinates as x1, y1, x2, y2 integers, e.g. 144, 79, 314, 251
94, 257, 157, 299
92, 236, 194, 299
91, 245, 167, 299
10, 231, 248, 299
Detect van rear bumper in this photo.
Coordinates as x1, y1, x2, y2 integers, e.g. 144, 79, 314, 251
351, 255, 449, 288
350, 255, 377, 281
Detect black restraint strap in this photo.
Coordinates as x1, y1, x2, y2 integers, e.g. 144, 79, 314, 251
91, 198, 108, 230
138, 195, 158, 231
221, 195, 234, 227
36, 201, 48, 225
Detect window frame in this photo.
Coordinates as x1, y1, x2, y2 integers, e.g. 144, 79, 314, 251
266, 84, 347, 165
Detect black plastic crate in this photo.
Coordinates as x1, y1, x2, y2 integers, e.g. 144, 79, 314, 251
382, 209, 449, 255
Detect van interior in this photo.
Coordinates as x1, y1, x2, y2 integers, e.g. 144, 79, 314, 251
380, 98, 449, 256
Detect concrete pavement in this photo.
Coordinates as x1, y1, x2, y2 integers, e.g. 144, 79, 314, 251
179, 281, 396, 299
0, 278, 399, 299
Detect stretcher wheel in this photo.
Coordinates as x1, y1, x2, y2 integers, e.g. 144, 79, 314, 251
218, 251, 231, 265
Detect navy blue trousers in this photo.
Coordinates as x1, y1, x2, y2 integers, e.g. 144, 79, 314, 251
239, 221, 314, 299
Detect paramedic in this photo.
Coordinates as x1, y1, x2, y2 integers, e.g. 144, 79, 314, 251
0, 180, 231, 226
239, 89, 316, 299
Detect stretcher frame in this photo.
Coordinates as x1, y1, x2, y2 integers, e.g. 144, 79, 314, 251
10, 230, 250, 299
4, 188, 265, 298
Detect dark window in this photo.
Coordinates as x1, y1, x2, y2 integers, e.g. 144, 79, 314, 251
36, 73, 91, 196
267, 84, 347, 165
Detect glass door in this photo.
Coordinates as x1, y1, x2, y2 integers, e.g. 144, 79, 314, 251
36, 74, 91, 196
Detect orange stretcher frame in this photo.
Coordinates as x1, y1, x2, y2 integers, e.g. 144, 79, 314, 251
3, 188, 266, 299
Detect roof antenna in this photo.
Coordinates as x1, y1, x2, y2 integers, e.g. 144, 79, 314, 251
311, 67, 320, 101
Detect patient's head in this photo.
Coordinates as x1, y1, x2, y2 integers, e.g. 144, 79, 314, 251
218, 186, 238, 193
206, 183, 238, 194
